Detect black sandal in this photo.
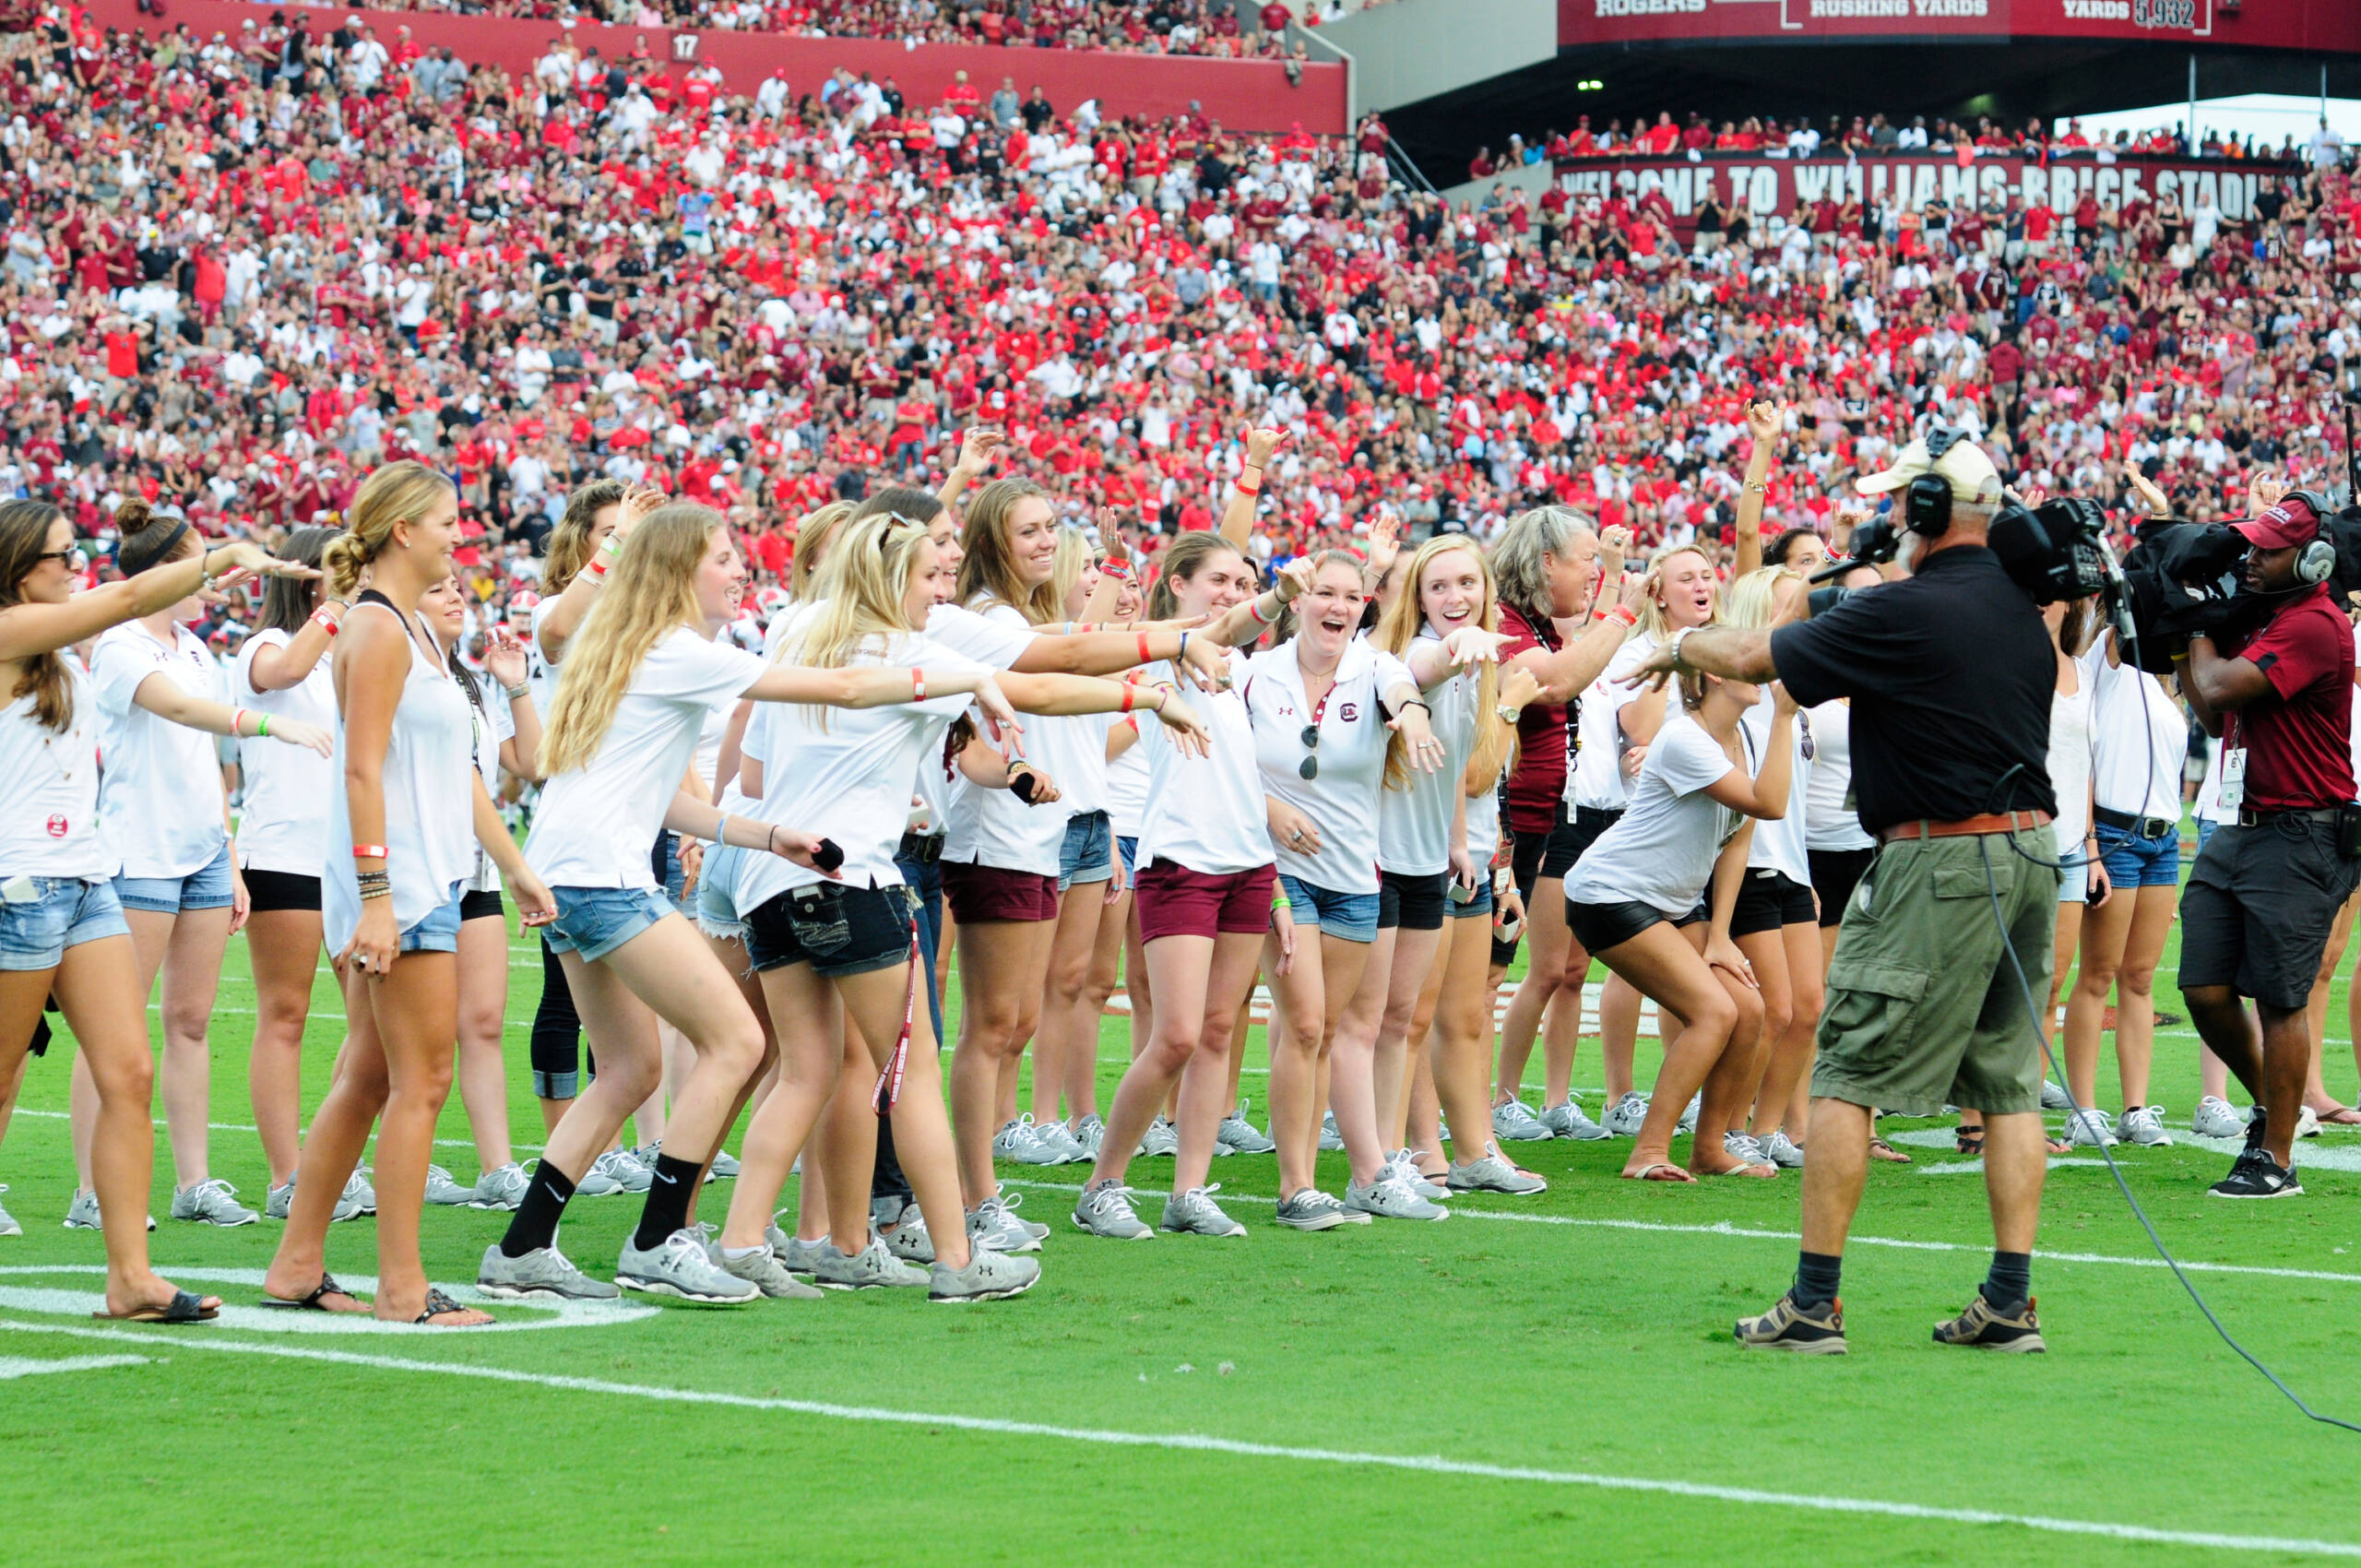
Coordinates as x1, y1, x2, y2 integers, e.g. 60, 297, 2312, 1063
1955, 1126, 1985, 1157
412, 1287, 486, 1326
93, 1288, 219, 1324
260, 1273, 360, 1313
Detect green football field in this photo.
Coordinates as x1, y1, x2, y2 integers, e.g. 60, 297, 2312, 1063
6, 899, 2361, 1566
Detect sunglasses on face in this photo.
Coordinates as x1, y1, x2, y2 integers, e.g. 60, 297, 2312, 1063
34, 548, 87, 571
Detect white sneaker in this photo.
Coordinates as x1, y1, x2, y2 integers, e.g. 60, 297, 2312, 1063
2190, 1096, 2248, 1139
2297, 1104, 2322, 1140
1677, 1092, 1701, 1134
1491, 1099, 1553, 1142
2065, 1108, 2118, 1147
993, 1114, 1058, 1165
1029, 1119, 1092, 1165
2117, 1105, 2175, 1147
1602, 1091, 1649, 1138
1343, 1173, 1449, 1222
1759, 1130, 1806, 1169
1383, 1149, 1448, 1201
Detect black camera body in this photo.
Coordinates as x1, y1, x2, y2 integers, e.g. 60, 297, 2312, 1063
2115, 504, 2361, 675
1808, 497, 2108, 617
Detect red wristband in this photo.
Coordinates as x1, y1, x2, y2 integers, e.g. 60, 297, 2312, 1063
911, 668, 927, 702
1598, 604, 1636, 628
351, 844, 389, 860
310, 608, 340, 637
1137, 631, 1152, 667
1120, 683, 1135, 714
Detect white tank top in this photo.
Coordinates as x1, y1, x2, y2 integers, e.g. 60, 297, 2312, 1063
1803, 700, 1874, 852
324, 600, 476, 951
2048, 676, 2094, 858
0, 661, 110, 879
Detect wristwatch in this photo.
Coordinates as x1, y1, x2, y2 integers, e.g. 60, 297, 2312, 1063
1495, 702, 1523, 725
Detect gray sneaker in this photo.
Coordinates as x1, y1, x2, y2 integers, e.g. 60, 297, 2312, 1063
2118, 1105, 2176, 1147
1344, 1173, 1449, 1221
883, 1208, 936, 1264
1317, 1111, 1345, 1151
2041, 1079, 2073, 1111
1072, 1179, 1155, 1240
1723, 1131, 1772, 1167
172, 1178, 259, 1228
707, 1149, 741, 1181
341, 1168, 377, 1217
812, 1235, 929, 1289
64, 1189, 153, 1231
0, 1184, 19, 1238
1492, 1098, 1554, 1141
1160, 1183, 1247, 1237
1216, 1099, 1277, 1154
1275, 1189, 1364, 1229
423, 1165, 477, 1206
615, 1228, 759, 1303
967, 1194, 1043, 1253
1070, 1114, 1107, 1158
1541, 1099, 1610, 1141
2065, 1108, 2118, 1148
929, 1247, 1040, 1302
1603, 1091, 1650, 1137
266, 1172, 365, 1224
1759, 1130, 1806, 1170
994, 1115, 1059, 1165
2191, 1096, 2248, 1139
1446, 1149, 1548, 1195
476, 1238, 622, 1301
469, 1162, 533, 1211
578, 1149, 642, 1197
718, 1244, 824, 1300
1385, 1149, 1449, 1201
1029, 1119, 1092, 1165
1137, 1116, 1180, 1158
771, 1229, 832, 1276
1677, 1092, 1702, 1135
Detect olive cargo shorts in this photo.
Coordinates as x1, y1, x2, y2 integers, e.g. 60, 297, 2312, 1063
1811, 827, 2061, 1119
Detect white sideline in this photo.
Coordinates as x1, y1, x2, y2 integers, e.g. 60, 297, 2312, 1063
0, 1320, 2353, 1559
999, 1179, 2361, 1285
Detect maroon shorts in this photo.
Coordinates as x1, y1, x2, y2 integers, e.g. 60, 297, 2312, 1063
1134, 859, 1278, 944
942, 861, 1060, 924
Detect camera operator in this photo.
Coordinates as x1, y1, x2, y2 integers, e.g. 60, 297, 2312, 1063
1636, 434, 2058, 1356
2173, 492, 2360, 1200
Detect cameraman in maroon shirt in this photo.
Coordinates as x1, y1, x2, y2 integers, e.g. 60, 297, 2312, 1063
2177, 493, 2361, 1199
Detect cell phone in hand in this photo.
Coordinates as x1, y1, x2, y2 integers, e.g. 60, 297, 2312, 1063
810, 837, 845, 873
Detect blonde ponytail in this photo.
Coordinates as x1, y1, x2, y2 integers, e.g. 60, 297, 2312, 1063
326, 461, 454, 600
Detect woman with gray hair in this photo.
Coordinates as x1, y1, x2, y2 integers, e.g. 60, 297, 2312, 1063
1484, 506, 1642, 1142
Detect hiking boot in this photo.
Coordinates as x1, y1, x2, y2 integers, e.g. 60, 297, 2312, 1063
1933, 1291, 2047, 1352
1735, 1291, 1847, 1354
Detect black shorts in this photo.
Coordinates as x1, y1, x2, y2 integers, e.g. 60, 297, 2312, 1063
745, 882, 918, 979
1565, 895, 1708, 957
1377, 869, 1448, 932
2178, 816, 2361, 1012
1808, 848, 1875, 928
460, 889, 504, 923
243, 868, 321, 913
1730, 869, 1818, 939
1508, 805, 1584, 903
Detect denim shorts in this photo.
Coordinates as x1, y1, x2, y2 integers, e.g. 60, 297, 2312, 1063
1116, 835, 1138, 877
398, 884, 467, 956
1446, 878, 1494, 920
114, 841, 233, 915
543, 885, 677, 963
0, 876, 129, 969
694, 842, 748, 944
1059, 810, 1114, 892
2095, 820, 2182, 890
1277, 873, 1379, 943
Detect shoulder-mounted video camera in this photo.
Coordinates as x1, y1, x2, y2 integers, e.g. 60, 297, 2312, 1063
1807, 493, 2112, 616
2113, 488, 2361, 674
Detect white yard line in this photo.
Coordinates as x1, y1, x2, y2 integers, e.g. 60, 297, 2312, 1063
0, 1319, 2352, 1558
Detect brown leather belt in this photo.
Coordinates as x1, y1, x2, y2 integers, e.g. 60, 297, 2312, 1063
1877, 810, 2052, 845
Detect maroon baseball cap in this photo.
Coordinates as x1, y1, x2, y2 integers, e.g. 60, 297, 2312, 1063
2234, 493, 2321, 551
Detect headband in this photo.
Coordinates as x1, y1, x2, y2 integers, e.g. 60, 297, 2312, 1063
116, 519, 191, 578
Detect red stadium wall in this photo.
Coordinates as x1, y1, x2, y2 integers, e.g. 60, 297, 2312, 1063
1560, 0, 2361, 51
84, 0, 1349, 135
1552, 150, 2294, 233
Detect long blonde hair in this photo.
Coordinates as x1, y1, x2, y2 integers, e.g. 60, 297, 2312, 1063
1050, 524, 1097, 616
1721, 564, 1799, 631
1379, 536, 1507, 786
789, 500, 857, 600
323, 461, 454, 601
1635, 541, 1716, 644
540, 504, 721, 776
782, 511, 931, 673
956, 478, 1060, 624
543, 479, 625, 596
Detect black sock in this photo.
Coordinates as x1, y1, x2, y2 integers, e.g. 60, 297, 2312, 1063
499, 1161, 576, 1259
633, 1154, 704, 1253
1983, 1250, 2032, 1308
1793, 1251, 1843, 1311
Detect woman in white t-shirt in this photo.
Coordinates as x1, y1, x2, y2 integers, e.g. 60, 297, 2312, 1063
67, 502, 331, 1233
419, 574, 543, 1210
484, 502, 1020, 1306
713, 510, 1202, 1300
2059, 625, 2184, 1147
258, 463, 553, 1328
1564, 663, 1796, 1182
1721, 567, 1822, 1172
229, 524, 351, 1209
1, 499, 310, 1321
1240, 552, 1441, 1226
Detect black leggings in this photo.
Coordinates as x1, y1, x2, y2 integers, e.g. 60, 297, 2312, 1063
529, 933, 587, 1099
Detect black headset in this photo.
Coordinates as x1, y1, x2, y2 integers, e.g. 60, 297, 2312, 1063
2281, 487, 2338, 586
1902, 428, 1964, 539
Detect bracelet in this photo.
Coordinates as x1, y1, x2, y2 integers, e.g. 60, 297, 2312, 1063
1120, 683, 1135, 714
1178, 631, 1191, 666
1596, 604, 1636, 628
256, 713, 272, 739
1100, 560, 1133, 584
584, 557, 610, 582
352, 843, 390, 860
599, 532, 623, 559
1400, 698, 1431, 715
715, 812, 731, 848
1247, 594, 1274, 626
1137, 631, 1153, 666
231, 707, 249, 737
1744, 480, 1769, 495
1238, 468, 1263, 496
1271, 897, 1292, 911
1150, 686, 1169, 713
311, 607, 341, 637
504, 683, 529, 701
911, 668, 927, 701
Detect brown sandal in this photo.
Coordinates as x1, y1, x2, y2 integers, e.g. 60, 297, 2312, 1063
1868, 1134, 1912, 1165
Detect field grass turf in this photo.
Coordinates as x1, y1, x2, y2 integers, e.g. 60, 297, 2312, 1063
5, 900, 2361, 1565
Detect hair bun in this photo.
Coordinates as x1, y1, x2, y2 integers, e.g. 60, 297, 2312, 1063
114, 498, 158, 536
